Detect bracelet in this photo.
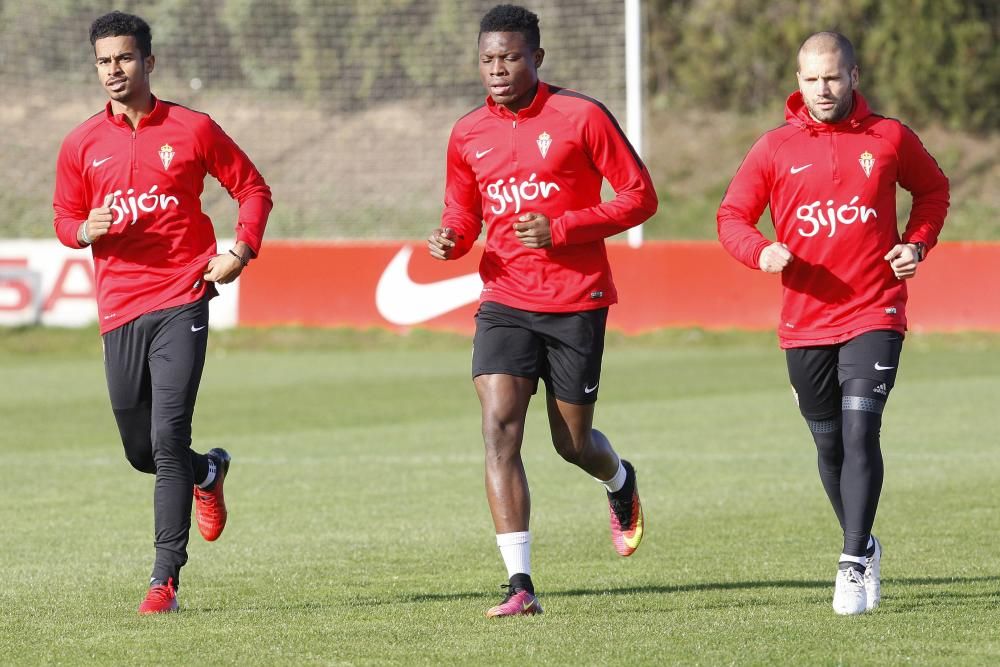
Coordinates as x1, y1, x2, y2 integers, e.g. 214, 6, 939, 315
80, 223, 92, 245
228, 248, 249, 267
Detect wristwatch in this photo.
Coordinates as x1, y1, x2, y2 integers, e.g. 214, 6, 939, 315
909, 241, 926, 262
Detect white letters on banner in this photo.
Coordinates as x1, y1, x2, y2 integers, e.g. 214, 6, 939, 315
0, 240, 238, 329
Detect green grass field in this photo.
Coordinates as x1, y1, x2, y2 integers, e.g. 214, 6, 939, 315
2, 327, 999, 665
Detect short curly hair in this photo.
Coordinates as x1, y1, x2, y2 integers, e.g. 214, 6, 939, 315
90, 11, 152, 59
479, 4, 541, 51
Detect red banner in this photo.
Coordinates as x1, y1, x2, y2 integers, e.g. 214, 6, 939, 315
239, 241, 1000, 334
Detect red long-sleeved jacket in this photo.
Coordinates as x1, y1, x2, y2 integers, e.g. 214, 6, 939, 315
718, 92, 949, 348
442, 83, 658, 312
54, 98, 272, 333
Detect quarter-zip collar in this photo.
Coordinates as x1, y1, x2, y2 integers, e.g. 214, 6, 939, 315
104, 95, 167, 131
485, 82, 552, 121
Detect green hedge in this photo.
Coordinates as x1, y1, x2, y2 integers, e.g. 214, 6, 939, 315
3, 0, 995, 130
646, 0, 999, 132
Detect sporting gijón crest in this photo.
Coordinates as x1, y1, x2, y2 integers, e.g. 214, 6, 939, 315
536, 131, 551, 158
859, 150, 874, 178
159, 143, 175, 169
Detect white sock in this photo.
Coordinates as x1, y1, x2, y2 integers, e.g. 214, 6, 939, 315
866, 536, 875, 552
496, 531, 531, 578
839, 552, 867, 568
197, 458, 217, 489
596, 458, 626, 493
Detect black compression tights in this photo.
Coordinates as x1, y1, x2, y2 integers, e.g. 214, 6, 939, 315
807, 379, 885, 557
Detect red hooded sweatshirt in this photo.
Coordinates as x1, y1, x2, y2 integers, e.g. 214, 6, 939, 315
442, 82, 658, 313
717, 91, 949, 348
54, 98, 272, 333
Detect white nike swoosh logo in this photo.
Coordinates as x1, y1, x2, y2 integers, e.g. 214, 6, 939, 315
375, 246, 483, 325
475, 148, 494, 159
874, 362, 895, 371
790, 164, 813, 174
92, 156, 113, 168
584, 383, 599, 394
191, 325, 207, 332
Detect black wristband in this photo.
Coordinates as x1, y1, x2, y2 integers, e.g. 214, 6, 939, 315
228, 248, 249, 267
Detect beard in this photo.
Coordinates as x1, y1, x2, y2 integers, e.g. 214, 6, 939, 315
805, 94, 853, 123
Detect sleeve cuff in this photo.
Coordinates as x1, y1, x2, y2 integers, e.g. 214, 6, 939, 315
749, 240, 771, 270
549, 216, 567, 247
235, 227, 262, 256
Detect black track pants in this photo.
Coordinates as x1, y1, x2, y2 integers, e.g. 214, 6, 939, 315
103, 297, 211, 586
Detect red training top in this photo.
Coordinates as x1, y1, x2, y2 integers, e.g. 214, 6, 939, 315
54, 98, 272, 333
717, 91, 949, 348
442, 82, 658, 312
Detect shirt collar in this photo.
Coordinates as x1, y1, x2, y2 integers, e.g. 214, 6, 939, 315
104, 95, 167, 129
485, 82, 552, 120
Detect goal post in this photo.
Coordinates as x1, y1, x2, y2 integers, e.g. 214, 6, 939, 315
625, 0, 644, 248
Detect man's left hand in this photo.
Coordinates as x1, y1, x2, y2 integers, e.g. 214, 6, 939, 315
513, 212, 552, 249
204, 242, 252, 284
884, 243, 919, 280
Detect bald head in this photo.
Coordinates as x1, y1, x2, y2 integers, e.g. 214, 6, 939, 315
795, 31, 859, 123
798, 32, 856, 72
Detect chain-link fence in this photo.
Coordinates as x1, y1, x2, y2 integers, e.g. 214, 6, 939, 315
1, 0, 627, 240
10, 1, 995, 243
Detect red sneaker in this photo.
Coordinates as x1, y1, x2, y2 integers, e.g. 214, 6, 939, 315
608, 459, 644, 557
138, 578, 178, 615
486, 585, 543, 618
194, 448, 230, 541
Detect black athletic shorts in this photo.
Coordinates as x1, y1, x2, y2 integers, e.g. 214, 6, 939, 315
472, 301, 608, 405
785, 329, 904, 421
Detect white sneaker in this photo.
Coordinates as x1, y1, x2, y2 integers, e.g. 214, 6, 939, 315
865, 537, 882, 611
833, 566, 867, 615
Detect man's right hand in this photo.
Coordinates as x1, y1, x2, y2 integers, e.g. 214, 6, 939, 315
78, 207, 113, 245
759, 242, 793, 273
428, 227, 457, 261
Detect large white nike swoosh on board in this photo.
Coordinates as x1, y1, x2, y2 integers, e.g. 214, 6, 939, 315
375, 246, 483, 325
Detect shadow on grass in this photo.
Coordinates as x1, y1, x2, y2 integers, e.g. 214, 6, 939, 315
406, 575, 1000, 603
186, 576, 998, 613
